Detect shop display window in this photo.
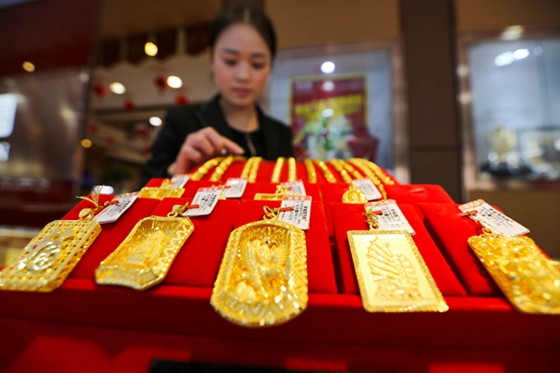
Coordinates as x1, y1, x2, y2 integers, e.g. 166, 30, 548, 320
461, 35, 560, 186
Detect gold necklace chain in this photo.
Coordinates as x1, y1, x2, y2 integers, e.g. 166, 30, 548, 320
287, 157, 297, 182
271, 157, 285, 183
209, 155, 245, 182
329, 159, 353, 183
314, 159, 337, 183
347, 158, 388, 199
303, 159, 317, 183
190, 157, 224, 181
248, 157, 262, 183
363, 159, 395, 185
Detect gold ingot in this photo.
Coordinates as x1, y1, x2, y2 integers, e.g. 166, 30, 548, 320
347, 230, 448, 312
211, 218, 308, 327
95, 215, 194, 290
0, 219, 101, 292
468, 233, 560, 314
342, 184, 367, 204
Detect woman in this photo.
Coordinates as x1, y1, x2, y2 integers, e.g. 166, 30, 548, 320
141, 6, 293, 184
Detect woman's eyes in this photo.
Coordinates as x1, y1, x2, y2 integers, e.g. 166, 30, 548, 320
223, 58, 237, 66
252, 62, 265, 69
222, 58, 266, 70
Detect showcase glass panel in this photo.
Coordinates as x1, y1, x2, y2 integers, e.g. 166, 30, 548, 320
468, 38, 560, 181
269, 49, 394, 171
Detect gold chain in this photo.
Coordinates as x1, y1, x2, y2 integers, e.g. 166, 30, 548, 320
190, 157, 224, 181
314, 159, 337, 183
271, 157, 285, 183
209, 155, 244, 182
287, 157, 297, 182
303, 159, 317, 183
329, 159, 353, 183
248, 157, 262, 183
362, 159, 395, 185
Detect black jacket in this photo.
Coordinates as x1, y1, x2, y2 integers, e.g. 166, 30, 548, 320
141, 96, 293, 185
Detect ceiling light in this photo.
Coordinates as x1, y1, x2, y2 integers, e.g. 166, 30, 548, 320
149, 116, 162, 126
22, 61, 35, 72
494, 52, 514, 67
501, 25, 524, 41
513, 48, 529, 60
145, 42, 158, 57
322, 81, 334, 91
81, 139, 92, 148
321, 61, 335, 74
109, 82, 126, 94
167, 75, 183, 89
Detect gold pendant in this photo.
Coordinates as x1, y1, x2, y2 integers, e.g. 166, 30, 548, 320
211, 206, 308, 327
95, 204, 194, 290
254, 185, 302, 201
342, 184, 367, 204
138, 179, 185, 200
0, 198, 106, 292
468, 232, 560, 314
346, 208, 448, 312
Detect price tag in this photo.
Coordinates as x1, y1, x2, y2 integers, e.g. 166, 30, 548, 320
281, 180, 306, 196
365, 200, 415, 235
183, 187, 224, 217
278, 196, 312, 230
222, 178, 247, 198
459, 199, 530, 236
352, 178, 382, 201
94, 192, 139, 224
170, 174, 190, 188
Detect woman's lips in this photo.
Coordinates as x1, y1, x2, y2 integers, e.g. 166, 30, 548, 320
233, 88, 251, 97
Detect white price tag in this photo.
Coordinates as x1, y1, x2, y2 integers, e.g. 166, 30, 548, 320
222, 178, 247, 198
280, 180, 306, 196
170, 174, 190, 188
365, 200, 415, 235
459, 199, 530, 237
278, 196, 312, 230
183, 187, 224, 217
352, 178, 382, 201
94, 192, 139, 224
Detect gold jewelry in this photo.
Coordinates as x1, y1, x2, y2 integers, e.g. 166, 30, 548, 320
364, 160, 395, 185
211, 206, 308, 327
271, 157, 285, 183
314, 159, 337, 183
342, 184, 367, 204
348, 158, 388, 199
467, 221, 560, 314
95, 203, 195, 291
287, 157, 297, 182
303, 159, 317, 183
346, 206, 448, 312
0, 191, 107, 292
209, 155, 245, 182
254, 185, 302, 200
190, 157, 224, 181
138, 179, 185, 200
240, 157, 256, 179
329, 159, 353, 183
248, 156, 262, 183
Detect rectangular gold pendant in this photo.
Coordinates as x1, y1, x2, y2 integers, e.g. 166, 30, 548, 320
347, 230, 448, 312
0, 219, 101, 292
468, 233, 560, 314
211, 219, 308, 327
95, 216, 194, 290
138, 186, 184, 200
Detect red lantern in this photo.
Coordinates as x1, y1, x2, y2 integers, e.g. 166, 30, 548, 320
123, 99, 135, 111
155, 75, 168, 91
93, 84, 109, 98
175, 94, 188, 106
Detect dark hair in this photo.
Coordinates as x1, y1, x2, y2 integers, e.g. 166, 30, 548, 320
209, 5, 277, 59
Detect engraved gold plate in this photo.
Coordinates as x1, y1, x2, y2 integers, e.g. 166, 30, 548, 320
468, 233, 560, 314
0, 219, 101, 292
95, 215, 194, 290
347, 230, 448, 312
211, 219, 308, 327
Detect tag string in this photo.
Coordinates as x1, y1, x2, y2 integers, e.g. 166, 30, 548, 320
263, 205, 293, 220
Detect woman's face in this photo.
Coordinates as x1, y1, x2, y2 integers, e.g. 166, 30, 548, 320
210, 23, 272, 109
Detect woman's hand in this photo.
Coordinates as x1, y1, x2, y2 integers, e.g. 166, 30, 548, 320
168, 127, 244, 175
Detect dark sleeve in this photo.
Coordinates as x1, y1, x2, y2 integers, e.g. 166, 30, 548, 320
279, 122, 294, 158
140, 106, 200, 187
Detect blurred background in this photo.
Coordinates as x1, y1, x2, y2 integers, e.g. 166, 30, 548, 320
0, 0, 559, 261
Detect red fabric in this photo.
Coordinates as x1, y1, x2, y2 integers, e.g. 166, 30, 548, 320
68, 197, 161, 280
385, 184, 456, 219
331, 202, 466, 296
233, 199, 338, 294
319, 183, 351, 237
150, 198, 240, 287
418, 203, 501, 296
